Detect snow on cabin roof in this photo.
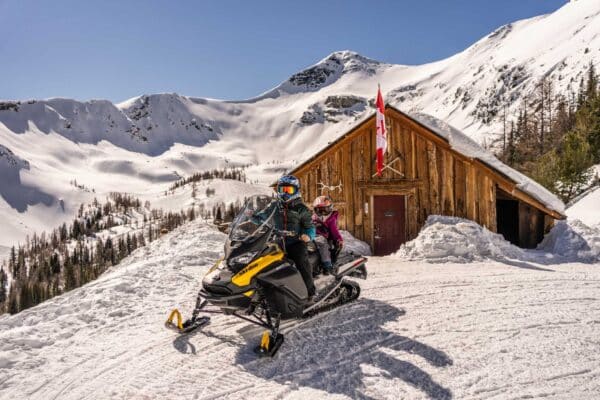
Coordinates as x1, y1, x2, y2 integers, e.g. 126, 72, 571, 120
291, 105, 566, 216
407, 112, 565, 215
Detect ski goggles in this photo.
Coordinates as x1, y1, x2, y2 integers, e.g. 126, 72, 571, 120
277, 185, 297, 195
315, 207, 330, 216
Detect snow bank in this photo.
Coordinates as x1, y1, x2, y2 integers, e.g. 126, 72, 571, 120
538, 220, 600, 263
566, 185, 600, 227
395, 215, 600, 264
395, 215, 526, 263
340, 230, 372, 256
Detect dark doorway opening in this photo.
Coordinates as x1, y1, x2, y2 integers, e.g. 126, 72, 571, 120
496, 188, 521, 246
373, 195, 406, 256
496, 199, 519, 245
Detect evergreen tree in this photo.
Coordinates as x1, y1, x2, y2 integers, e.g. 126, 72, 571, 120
556, 130, 594, 202
9, 246, 16, 277
214, 207, 223, 224
63, 249, 76, 291
531, 150, 560, 195
577, 62, 600, 163
7, 284, 19, 314
0, 268, 7, 304
19, 284, 33, 311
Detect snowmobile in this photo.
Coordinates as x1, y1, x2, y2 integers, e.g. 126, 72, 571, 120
166, 194, 367, 357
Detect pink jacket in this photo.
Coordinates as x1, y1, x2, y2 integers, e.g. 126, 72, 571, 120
312, 210, 343, 242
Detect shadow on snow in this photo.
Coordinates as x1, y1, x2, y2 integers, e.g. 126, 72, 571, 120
231, 299, 453, 400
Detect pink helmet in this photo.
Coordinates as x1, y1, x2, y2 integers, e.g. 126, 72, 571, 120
313, 195, 333, 216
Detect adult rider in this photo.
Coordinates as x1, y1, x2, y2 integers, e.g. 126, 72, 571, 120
267, 175, 317, 298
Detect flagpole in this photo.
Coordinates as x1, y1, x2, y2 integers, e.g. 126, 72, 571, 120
375, 84, 386, 177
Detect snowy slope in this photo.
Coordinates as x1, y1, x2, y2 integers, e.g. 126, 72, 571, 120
154, 178, 273, 214
1, 0, 599, 245
567, 186, 600, 227
566, 164, 600, 227
1, 219, 599, 399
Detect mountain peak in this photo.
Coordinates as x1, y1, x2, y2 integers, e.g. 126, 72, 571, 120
267, 50, 384, 96
319, 50, 383, 71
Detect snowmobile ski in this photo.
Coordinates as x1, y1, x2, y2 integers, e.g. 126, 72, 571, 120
180, 316, 211, 334
254, 331, 284, 357
165, 309, 210, 334
165, 295, 211, 334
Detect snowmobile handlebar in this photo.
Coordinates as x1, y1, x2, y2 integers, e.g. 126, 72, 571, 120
273, 228, 298, 238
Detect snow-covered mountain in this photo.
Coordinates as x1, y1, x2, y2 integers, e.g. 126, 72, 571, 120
1, 0, 600, 246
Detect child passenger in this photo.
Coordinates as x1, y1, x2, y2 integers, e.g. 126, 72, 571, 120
312, 195, 344, 274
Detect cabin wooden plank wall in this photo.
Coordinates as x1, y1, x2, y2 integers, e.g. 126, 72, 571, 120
294, 108, 555, 248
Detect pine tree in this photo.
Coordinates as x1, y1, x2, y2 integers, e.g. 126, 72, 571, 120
531, 150, 560, 194
59, 223, 68, 242
7, 284, 19, 314
9, 246, 16, 277
0, 268, 7, 304
19, 284, 33, 311
577, 62, 600, 163
63, 249, 76, 291
556, 130, 594, 202
17, 247, 26, 281
214, 207, 223, 224
137, 232, 146, 247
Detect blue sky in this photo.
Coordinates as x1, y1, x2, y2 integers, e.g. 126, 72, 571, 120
0, 0, 567, 102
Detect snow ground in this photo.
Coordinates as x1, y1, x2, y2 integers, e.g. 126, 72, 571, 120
1, 219, 599, 400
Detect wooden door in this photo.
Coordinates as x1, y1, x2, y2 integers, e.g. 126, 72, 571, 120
373, 195, 407, 256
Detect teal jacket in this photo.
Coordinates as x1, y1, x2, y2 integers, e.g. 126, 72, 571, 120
261, 198, 316, 242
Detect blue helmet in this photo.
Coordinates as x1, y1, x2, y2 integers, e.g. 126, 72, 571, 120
276, 175, 301, 203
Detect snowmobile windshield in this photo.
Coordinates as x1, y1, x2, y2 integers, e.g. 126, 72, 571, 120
228, 195, 277, 244
225, 195, 277, 269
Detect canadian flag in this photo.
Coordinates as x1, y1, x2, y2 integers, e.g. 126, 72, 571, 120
375, 86, 387, 176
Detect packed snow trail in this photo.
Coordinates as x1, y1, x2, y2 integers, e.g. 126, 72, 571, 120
1, 220, 600, 399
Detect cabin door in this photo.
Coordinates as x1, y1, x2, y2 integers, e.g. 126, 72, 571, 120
373, 195, 407, 256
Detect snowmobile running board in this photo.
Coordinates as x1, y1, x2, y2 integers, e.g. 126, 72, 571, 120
334, 257, 368, 280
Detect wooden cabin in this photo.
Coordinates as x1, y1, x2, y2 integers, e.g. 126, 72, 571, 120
290, 106, 565, 256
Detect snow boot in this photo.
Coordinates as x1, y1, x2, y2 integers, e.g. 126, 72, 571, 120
322, 261, 333, 275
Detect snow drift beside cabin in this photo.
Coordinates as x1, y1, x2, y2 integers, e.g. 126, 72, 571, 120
340, 230, 372, 256
538, 219, 600, 263
394, 215, 527, 263
395, 215, 600, 264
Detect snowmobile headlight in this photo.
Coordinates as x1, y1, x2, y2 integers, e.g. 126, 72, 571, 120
230, 252, 258, 267
204, 258, 225, 282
